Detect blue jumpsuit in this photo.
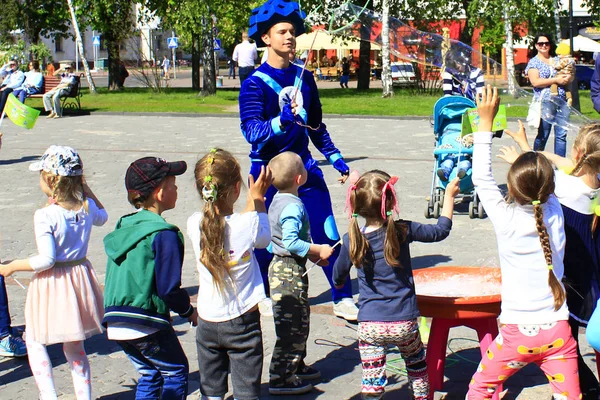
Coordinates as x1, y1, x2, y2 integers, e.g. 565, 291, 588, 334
239, 62, 352, 301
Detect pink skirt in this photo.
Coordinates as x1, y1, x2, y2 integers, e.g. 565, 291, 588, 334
25, 260, 104, 345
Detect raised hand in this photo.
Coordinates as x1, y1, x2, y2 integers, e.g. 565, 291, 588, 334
476, 85, 500, 132
504, 120, 531, 151
497, 146, 521, 165
248, 165, 273, 201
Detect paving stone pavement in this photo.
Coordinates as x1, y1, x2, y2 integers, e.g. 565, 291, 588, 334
0, 114, 596, 399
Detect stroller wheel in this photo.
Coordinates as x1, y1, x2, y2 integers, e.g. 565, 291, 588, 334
433, 202, 441, 219
424, 204, 433, 219
469, 201, 476, 219
477, 202, 486, 219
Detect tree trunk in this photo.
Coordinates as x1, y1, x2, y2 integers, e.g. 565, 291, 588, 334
106, 36, 121, 91
66, 0, 97, 94
192, 33, 201, 91
554, 0, 562, 41
503, 6, 516, 96
459, 0, 474, 46
357, 41, 371, 91
381, 0, 393, 97
201, 16, 216, 95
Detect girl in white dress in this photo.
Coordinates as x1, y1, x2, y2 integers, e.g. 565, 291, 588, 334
0, 145, 107, 400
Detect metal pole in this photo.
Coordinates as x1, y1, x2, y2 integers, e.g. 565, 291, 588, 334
569, 0, 581, 111
569, 0, 574, 55
75, 37, 79, 73
172, 30, 176, 79
92, 30, 96, 70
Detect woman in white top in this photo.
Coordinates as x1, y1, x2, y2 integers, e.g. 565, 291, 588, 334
187, 148, 272, 400
466, 87, 581, 399
0, 145, 107, 400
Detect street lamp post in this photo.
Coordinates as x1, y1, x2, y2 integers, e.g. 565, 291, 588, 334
569, 0, 581, 111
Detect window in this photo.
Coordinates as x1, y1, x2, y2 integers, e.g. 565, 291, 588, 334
55, 35, 63, 52
391, 64, 414, 73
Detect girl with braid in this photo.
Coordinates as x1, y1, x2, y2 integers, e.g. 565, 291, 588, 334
333, 171, 459, 400
186, 148, 273, 400
468, 86, 580, 399
501, 121, 600, 398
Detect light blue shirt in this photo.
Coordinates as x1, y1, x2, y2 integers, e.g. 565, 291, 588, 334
2, 70, 25, 89
18, 71, 43, 91
280, 202, 311, 257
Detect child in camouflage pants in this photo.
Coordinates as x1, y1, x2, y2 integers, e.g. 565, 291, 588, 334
267, 152, 335, 395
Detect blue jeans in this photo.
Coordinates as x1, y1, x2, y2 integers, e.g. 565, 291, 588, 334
533, 99, 571, 157
439, 155, 471, 177
239, 66, 254, 85
13, 87, 41, 103
117, 327, 189, 400
0, 276, 11, 338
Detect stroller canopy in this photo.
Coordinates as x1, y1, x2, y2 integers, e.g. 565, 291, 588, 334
433, 96, 476, 137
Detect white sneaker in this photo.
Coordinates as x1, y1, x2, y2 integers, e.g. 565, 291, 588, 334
258, 298, 273, 317
333, 298, 358, 321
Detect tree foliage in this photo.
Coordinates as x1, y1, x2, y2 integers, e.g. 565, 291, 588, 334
0, 0, 70, 44
582, 0, 600, 22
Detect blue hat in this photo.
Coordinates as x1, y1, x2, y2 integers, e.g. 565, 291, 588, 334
248, 0, 306, 47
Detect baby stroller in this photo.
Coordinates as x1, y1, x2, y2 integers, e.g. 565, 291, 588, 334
424, 96, 485, 219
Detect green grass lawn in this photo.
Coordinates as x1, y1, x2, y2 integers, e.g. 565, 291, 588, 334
25, 87, 600, 119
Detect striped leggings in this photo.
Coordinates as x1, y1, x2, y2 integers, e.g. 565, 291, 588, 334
358, 319, 429, 400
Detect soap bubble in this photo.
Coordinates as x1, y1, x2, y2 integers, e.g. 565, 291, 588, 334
309, 2, 591, 133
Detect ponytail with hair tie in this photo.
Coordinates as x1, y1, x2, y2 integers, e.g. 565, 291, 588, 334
195, 148, 242, 294
344, 183, 358, 219
380, 176, 400, 220
202, 175, 218, 202
532, 198, 566, 311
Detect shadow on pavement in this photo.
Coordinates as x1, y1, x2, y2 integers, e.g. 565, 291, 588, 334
412, 254, 453, 270
96, 382, 136, 399
309, 277, 359, 307
0, 156, 41, 165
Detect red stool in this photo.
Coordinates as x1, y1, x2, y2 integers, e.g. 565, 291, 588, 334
426, 316, 501, 400
595, 350, 600, 378
413, 266, 503, 399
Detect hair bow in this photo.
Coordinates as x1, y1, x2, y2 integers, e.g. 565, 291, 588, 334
344, 170, 361, 219
381, 176, 400, 220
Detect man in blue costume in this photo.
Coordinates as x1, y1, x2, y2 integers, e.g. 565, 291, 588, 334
239, 0, 358, 321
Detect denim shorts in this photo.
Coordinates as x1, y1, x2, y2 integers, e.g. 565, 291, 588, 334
196, 309, 263, 400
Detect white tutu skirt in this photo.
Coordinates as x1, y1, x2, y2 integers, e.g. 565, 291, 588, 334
25, 260, 104, 345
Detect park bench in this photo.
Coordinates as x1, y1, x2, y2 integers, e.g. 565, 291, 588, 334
309, 66, 341, 81
28, 73, 84, 111
323, 67, 340, 80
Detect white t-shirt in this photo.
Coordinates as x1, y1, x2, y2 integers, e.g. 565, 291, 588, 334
472, 131, 569, 325
29, 199, 108, 271
187, 211, 270, 322
232, 40, 258, 68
